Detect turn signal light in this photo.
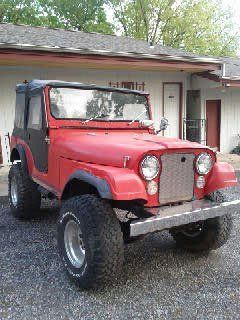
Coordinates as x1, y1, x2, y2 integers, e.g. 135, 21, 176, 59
147, 180, 158, 195
196, 176, 205, 189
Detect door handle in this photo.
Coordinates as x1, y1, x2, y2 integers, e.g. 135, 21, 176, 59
44, 136, 50, 144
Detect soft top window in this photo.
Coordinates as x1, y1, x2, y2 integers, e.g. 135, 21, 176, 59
27, 95, 42, 130
15, 93, 25, 129
50, 87, 149, 121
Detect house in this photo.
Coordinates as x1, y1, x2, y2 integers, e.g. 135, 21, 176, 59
190, 58, 240, 153
0, 23, 238, 165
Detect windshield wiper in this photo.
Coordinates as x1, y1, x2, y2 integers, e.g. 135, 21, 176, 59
128, 109, 147, 125
83, 113, 109, 123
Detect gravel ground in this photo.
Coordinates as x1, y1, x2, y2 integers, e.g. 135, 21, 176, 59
1, 180, 240, 320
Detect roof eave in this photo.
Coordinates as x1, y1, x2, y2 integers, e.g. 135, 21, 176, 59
196, 72, 240, 85
0, 42, 222, 67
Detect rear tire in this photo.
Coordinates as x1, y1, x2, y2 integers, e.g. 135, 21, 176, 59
170, 189, 233, 252
57, 195, 124, 289
8, 163, 41, 219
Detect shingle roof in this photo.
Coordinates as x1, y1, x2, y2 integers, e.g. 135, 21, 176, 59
0, 23, 195, 57
212, 57, 240, 78
1, 23, 240, 78
0, 23, 220, 65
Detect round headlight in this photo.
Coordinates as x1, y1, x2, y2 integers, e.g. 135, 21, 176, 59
196, 153, 213, 175
140, 155, 160, 180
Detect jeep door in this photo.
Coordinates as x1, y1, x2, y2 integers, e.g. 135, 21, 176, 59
26, 91, 48, 172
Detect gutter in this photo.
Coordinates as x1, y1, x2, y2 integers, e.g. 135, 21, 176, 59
221, 76, 240, 81
0, 42, 222, 66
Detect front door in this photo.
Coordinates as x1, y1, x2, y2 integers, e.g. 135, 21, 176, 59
26, 93, 48, 172
163, 83, 181, 138
206, 100, 221, 150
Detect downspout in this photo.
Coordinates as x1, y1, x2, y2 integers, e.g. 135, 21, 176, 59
222, 63, 226, 78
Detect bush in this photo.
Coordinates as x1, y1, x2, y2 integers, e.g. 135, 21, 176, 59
231, 146, 240, 155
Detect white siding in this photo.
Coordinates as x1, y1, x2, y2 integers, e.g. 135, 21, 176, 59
192, 75, 240, 153
0, 66, 190, 164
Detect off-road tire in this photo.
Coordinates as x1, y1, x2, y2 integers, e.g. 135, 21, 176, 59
8, 163, 41, 219
170, 190, 233, 252
57, 195, 124, 289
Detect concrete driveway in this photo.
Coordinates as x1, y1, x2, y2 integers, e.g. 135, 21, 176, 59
1, 169, 240, 319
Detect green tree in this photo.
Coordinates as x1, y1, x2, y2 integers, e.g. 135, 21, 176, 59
108, 0, 239, 56
41, 0, 113, 33
0, 0, 114, 34
0, 0, 52, 26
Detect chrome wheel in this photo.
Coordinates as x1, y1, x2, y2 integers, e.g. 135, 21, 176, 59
64, 219, 85, 268
11, 177, 18, 207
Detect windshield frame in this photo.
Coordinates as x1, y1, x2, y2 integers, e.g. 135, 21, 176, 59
48, 86, 151, 123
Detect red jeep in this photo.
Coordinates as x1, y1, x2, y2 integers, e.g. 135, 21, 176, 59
9, 80, 239, 288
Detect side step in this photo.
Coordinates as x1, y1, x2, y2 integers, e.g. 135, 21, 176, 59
130, 199, 240, 237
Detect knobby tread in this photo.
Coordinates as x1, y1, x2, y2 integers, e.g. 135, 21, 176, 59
58, 195, 124, 288
170, 190, 233, 252
8, 163, 41, 219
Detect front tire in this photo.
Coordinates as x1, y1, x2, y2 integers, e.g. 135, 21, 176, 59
8, 163, 41, 219
57, 195, 124, 288
170, 190, 233, 252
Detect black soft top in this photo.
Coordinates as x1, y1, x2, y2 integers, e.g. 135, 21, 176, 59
16, 79, 149, 95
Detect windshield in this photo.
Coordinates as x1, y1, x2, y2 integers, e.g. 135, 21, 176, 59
50, 87, 150, 121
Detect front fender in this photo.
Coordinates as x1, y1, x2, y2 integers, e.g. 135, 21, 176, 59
10, 144, 29, 174
104, 167, 148, 201
205, 162, 237, 194
59, 158, 148, 202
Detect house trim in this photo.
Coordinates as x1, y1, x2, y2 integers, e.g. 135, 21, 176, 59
197, 72, 240, 86
0, 49, 222, 73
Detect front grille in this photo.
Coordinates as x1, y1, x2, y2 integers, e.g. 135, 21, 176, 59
159, 153, 195, 205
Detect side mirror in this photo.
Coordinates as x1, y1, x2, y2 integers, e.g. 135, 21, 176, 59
157, 117, 169, 133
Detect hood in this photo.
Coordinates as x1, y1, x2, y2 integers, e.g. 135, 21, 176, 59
54, 131, 207, 168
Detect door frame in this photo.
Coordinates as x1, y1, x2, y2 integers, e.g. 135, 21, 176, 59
0, 135, 2, 164
162, 82, 183, 138
205, 99, 221, 151
26, 90, 49, 172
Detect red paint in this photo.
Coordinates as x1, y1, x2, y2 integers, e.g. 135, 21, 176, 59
206, 100, 221, 150
205, 162, 237, 194
10, 85, 237, 211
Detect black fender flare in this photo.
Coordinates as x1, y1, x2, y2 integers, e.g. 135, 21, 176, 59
62, 170, 112, 199
11, 144, 29, 175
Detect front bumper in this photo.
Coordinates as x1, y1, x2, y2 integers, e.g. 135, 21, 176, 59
130, 199, 240, 237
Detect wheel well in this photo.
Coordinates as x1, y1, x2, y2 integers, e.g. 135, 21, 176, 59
61, 178, 100, 200
10, 148, 20, 162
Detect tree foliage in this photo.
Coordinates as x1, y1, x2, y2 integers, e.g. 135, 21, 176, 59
41, 0, 113, 33
0, 0, 114, 34
108, 0, 239, 56
0, 0, 50, 26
